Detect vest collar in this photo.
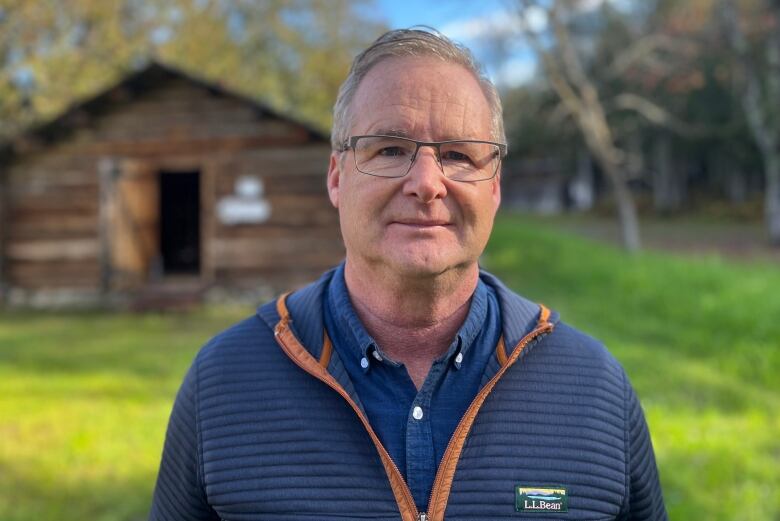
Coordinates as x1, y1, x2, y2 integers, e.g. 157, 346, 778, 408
256, 266, 559, 361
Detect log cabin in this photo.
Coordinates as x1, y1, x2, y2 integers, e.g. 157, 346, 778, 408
0, 61, 343, 308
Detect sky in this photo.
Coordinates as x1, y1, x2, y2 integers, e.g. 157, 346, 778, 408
372, 0, 539, 87
374, 0, 509, 30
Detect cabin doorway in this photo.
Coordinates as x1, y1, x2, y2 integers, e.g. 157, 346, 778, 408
159, 170, 201, 275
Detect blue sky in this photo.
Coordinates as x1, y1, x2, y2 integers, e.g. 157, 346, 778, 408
372, 0, 538, 87
374, 0, 509, 31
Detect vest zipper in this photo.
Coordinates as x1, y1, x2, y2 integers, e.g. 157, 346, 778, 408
274, 323, 420, 521
424, 324, 552, 520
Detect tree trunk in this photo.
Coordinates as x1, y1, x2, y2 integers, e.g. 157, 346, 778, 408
763, 150, 780, 245
724, 165, 748, 204
570, 147, 595, 211
722, 0, 780, 246
598, 155, 642, 252
652, 134, 684, 213
611, 169, 642, 252
582, 124, 642, 252
0, 164, 7, 305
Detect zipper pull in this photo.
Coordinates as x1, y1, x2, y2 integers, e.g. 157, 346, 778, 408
418, 514, 428, 521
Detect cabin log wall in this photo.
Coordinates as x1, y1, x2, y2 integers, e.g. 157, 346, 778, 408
3, 74, 341, 304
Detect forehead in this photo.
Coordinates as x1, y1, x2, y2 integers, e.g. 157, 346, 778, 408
350, 56, 492, 140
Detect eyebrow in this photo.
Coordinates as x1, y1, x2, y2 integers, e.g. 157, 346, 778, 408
368, 129, 477, 142
370, 128, 412, 138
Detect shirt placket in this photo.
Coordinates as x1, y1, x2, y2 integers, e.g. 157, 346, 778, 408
405, 356, 450, 510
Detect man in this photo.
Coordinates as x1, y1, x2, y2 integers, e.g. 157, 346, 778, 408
150, 29, 666, 521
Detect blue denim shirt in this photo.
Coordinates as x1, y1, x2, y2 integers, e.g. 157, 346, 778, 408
323, 264, 502, 511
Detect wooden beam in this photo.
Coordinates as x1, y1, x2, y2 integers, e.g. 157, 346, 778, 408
6, 238, 99, 262
84, 134, 312, 157
0, 163, 7, 304
98, 158, 116, 296
201, 159, 217, 285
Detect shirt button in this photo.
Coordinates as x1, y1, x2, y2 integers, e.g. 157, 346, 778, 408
360, 357, 369, 369
455, 352, 463, 364
412, 406, 424, 420
372, 350, 383, 362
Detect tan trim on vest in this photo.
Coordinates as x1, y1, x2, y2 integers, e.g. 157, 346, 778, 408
495, 336, 508, 366
539, 303, 551, 323
275, 292, 292, 328
496, 305, 550, 368
426, 304, 553, 521
274, 294, 420, 521
319, 333, 333, 368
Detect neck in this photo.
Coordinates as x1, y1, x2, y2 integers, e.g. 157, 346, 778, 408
343, 258, 479, 388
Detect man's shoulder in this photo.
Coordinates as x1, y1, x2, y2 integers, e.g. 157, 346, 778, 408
194, 269, 335, 367
481, 269, 625, 378
194, 313, 275, 367
546, 320, 624, 372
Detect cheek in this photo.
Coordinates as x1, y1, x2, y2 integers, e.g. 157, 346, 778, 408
338, 174, 364, 212
472, 210, 495, 238
456, 187, 497, 224
346, 176, 399, 215
338, 178, 383, 234
461, 195, 498, 248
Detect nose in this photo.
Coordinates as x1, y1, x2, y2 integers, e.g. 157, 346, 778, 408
402, 146, 448, 203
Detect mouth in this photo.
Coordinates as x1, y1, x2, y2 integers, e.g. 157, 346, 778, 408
391, 219, 452, 228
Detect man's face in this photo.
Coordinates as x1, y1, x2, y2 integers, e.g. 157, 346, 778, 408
327, 56, 501, 279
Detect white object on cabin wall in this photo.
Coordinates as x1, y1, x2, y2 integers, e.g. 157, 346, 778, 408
217, 176, 271, 225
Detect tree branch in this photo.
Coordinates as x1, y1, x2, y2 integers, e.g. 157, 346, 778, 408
611, 93, 729, 138
606, 33, 697, 79
720, 0, 778, 153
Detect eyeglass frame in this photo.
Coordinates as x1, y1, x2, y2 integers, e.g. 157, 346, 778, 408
339, 134, 508, 182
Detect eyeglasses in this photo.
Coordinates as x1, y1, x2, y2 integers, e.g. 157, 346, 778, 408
341, 135, 507, 182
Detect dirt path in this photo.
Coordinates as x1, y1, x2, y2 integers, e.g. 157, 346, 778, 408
540, 214, 780, 264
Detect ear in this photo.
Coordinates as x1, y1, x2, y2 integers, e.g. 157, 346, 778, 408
326, 152, 341, 208
491, 170, 502, 210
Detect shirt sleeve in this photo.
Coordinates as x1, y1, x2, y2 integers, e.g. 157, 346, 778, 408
622, 377, 668, 521
149, 360, 219, 521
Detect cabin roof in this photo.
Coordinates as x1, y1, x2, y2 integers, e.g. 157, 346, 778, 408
0, 59, 330, 161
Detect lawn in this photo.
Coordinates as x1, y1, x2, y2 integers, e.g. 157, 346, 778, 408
1, 213, 778, 520
486, 214, 780, 520
0, 306, 248, 521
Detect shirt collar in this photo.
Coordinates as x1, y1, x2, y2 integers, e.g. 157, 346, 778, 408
326, 263, 490, 372
454, 277, 488, 365
327, 263, 379, 370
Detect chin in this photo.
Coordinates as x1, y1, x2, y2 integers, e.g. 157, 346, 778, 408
384, 249, 469, 279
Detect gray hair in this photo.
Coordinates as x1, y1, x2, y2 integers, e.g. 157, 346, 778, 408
331, 27, 506, 151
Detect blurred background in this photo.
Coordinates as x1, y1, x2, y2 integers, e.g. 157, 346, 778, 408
0, 0, 778, 519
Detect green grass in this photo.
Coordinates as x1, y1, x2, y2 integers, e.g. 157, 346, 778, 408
1, 214, 778, 520
0, 307, 248, 521
485, 214, 780, 520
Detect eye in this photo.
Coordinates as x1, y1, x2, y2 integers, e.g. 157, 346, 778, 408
378, 146, 407, 157
441, 150, 473, 164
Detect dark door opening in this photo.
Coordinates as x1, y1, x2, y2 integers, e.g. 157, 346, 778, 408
159, 170, 200, 275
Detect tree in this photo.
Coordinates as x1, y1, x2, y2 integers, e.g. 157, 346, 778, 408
0, 0, 385, 140
153, 0, 385, 129
516, 0, 644, 251
721, 0, 780, 245
0, 0, 161, 138
511, 0, 744, 249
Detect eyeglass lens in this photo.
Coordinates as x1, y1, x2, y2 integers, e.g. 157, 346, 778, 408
352, 136, 500, 181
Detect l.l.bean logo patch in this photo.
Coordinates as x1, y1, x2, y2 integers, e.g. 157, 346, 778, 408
515, 485, 568, 513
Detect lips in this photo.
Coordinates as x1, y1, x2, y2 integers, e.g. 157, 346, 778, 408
392, 219, 451, 227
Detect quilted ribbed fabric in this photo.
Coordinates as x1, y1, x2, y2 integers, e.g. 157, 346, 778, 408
149, 269, 667, 521
444, 321, 665, 520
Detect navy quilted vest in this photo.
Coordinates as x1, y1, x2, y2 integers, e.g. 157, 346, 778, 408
149, 269, 666, 521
